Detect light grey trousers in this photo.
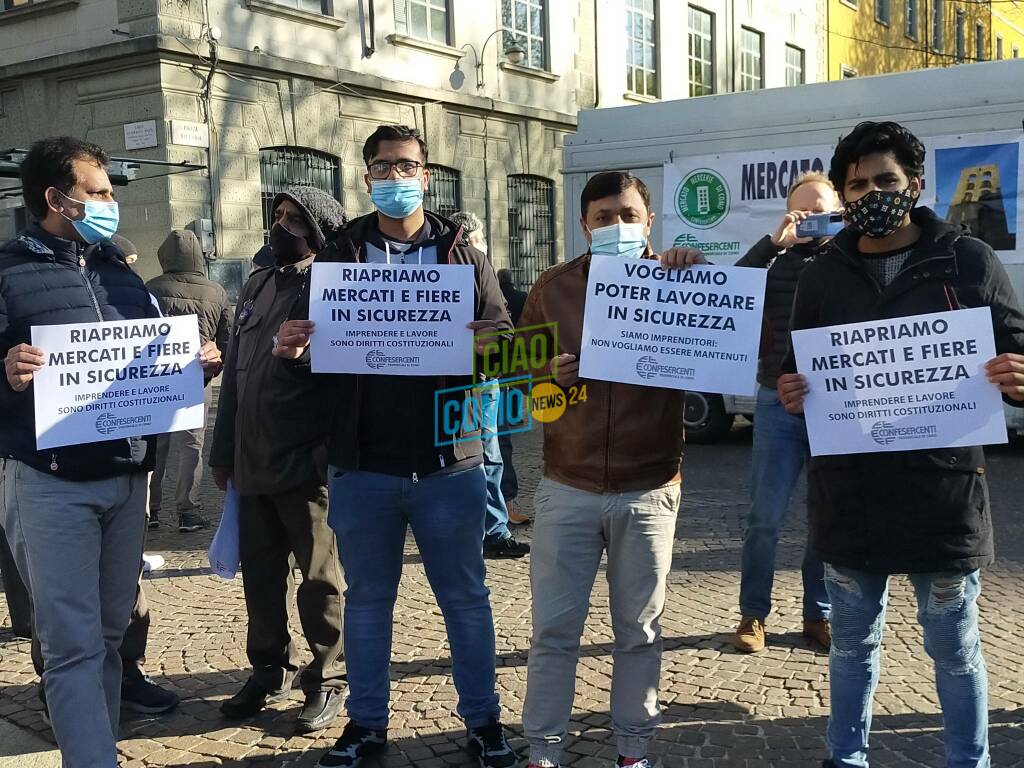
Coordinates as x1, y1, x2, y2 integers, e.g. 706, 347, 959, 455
149, 386, 211, 514
523, 476, 680, 765
2, 459, 146, 768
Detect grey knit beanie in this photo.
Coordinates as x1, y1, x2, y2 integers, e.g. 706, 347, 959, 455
270, 185, 347, 252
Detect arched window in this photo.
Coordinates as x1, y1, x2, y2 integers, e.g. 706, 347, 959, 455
507, 174, 555, 287
259, 147, 341, 238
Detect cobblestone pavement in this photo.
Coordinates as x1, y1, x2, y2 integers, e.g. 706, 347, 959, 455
2, 407, 1023, 768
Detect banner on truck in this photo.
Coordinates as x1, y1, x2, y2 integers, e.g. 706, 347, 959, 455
662, 144, 835, 262
924, 131, 1024, 265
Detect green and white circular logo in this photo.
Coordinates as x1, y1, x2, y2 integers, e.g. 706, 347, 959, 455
675, 169, 730, 230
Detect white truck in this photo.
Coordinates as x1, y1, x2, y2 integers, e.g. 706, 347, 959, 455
562, 59, 1024, 442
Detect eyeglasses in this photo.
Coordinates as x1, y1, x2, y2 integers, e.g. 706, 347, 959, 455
367, 160, 423, 180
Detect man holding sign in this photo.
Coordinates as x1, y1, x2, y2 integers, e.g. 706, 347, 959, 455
0, 137, 215, 768
273, 125, 516, 768
516, 172, 704, 768
778, 121, 1024, 768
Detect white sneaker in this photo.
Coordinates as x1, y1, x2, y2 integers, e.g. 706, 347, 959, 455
142, 554, 165, 574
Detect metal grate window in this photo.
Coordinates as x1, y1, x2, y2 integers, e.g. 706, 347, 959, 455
785, 44, 804, 87
626, 0, 658, 98
424, 164, 462, 220
502, 0, 547, 69
688, 6, 714, 97
507, 175, 555, 288
739, 27, 763, 91
395, 0, 449, 45
259, 147, 340, 239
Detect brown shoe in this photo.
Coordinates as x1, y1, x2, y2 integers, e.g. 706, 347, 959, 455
732, 616, 766, 653
803, 619, 832, 650
507, 499, 530, 526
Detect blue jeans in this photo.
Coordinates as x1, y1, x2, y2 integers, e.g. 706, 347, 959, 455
327, 465, 500, 730
480, 381, 510, 541
739, 385, 829, 620
825, 566, 989, 768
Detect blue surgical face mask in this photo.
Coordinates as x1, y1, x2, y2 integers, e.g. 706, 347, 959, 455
370, 178, 424, 219
588, 222, 648, 259
58, 191, 119, 244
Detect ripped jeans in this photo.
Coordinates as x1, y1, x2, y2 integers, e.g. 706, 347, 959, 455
824, 566, 989, 768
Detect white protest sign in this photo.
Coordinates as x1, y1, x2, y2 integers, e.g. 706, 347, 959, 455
579, 255, 766, 395
32, 315, 205, 450
792, 307, 1007, 456
310, 262, 476, 375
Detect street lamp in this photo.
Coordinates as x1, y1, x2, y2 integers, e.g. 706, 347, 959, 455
450, 30, 527, 90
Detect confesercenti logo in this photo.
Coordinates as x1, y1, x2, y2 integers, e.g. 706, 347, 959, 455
636, 355, 696, 381
365, 349, 419, 369
870, 420, 939, 446
95, 412, 152, 435
676, 169, 730, 229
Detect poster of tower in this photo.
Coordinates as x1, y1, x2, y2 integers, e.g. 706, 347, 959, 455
926, 131, 1023, 264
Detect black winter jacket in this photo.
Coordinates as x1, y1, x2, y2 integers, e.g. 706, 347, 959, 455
146, 230, 231, 350
783, 207, 1024, 574
0, 225, 161, 480
736, 235, 818, 388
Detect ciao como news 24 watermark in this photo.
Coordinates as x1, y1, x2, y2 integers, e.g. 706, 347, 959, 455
432, 322, 588, 447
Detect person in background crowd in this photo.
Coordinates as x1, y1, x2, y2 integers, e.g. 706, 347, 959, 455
516, 170, 703, 768
146, 229, 231, 533
451, 211, 530, 557
730, 171, 839, 654
209, 186, 348, 734
273, 124, 517, 768
778, 120, 1024, 768
0, 136, 219, 768
111, 234, 139, 267
495, 268, 529, 525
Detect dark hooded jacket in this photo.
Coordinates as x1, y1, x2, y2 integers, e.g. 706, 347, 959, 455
0, 225, 160, 480
146, 230, 231, 351
782, 207, 1024, 575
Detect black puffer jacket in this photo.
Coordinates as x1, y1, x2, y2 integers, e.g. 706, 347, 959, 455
783, 207, 1024, 574
736, 235, 819, 388
146, 230, 231, 350
0, 225, 161, 480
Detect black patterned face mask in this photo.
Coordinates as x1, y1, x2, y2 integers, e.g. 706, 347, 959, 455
844, 187, 916, 238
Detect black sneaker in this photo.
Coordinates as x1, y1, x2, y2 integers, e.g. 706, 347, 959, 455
178, 511, 209, 533
148, 511, 160, 529
483, 535, 530, 559
121, 673, 180, 714
316, 722, 388, 768
466, 719, 517, 768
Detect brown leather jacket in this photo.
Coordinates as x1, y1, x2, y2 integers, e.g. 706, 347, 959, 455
518, 252, 684, 494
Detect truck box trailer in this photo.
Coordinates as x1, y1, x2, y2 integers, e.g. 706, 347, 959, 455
562, 59, 1024, 442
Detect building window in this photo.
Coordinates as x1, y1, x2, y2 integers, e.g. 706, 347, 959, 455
785, 44, 805, 86
502, 0, 547, 69
840, 0, 857, 7
905, 0, 918, 39
626, 0, 658, 98
507, 175, 555, 288
424, 165, 462, 220
975, 23, 985, 61
997, 36, 1004, 59
688, 6, 715, 97
739, 27, 764, 91
1014, 46, 1020, 59
267, 0, 331, 14
841, 64, 858, 78
395, 0, 449, 46
259, 147, 340, 239
955, 10, 965, 62
932, 0, 944, 52
2, 0, 32, 8
876, 0, 890, 25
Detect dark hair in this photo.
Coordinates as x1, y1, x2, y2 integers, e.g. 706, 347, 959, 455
580, 171, 651, 218
362, 125, 429, 166
20, 136, 110, 220
829, 121, 925, 192
497, 268, 515, 289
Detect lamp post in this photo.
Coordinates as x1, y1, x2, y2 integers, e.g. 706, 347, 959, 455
450, 29, 527, 90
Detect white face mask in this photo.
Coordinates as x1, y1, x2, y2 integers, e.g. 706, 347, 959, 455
588, 222, 648, 259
